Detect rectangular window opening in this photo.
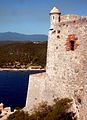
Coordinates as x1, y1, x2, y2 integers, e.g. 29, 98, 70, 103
70, 40, 75, 51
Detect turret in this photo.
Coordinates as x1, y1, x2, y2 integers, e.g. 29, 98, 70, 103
50, 7, 61, 29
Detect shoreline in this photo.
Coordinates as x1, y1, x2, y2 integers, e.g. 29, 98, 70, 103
0, 68, 45, 71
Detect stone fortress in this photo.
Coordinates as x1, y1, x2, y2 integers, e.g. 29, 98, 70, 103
26, 7, 87, 120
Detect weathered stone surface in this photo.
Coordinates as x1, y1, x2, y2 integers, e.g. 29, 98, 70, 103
61, 14, 79, 22
25, 7, 87, 120
25, 72, 47, 112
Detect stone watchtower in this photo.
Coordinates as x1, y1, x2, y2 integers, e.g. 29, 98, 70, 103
26, 7, 87, 120
50, 7, 61, 29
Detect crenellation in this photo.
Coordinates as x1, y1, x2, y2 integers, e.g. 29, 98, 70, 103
61, 14, 79, 22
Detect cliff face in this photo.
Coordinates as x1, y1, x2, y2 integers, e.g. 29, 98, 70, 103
25, 7, 87, 120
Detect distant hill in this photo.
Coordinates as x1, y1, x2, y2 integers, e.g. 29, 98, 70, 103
0, 42, 47, 68
0, 32, 48, 42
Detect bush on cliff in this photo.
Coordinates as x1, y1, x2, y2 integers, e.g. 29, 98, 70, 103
7, 110, 29, 120
29, 101, 52, 120
44, 98, 75, 120
7, 98, 77, 120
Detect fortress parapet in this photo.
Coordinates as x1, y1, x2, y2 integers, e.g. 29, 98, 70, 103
61, 14, 79, 22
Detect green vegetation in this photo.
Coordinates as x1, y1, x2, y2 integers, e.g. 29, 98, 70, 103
7, 98, 77, 120
0, 42, 47, 68
7, 110, 29, 120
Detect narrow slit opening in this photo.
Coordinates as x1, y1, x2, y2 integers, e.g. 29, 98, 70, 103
70, 40, 75, 51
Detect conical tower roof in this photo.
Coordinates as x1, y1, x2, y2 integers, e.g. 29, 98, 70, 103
50, 7, 60, 14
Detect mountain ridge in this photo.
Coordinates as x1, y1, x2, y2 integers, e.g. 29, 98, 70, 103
0, 32, 48, 42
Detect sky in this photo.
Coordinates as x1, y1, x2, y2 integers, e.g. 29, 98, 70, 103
0, 0, 87, 35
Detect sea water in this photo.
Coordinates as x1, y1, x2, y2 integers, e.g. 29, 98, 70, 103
0, 70, 44, 110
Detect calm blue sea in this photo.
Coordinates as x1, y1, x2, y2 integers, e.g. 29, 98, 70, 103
0, 70, 44, 111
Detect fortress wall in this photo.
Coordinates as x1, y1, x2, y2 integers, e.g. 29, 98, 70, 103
25, 9, 87, 119
25, 72, 47, 112
46, 20, 87, 120
82, 85, 87, 120
46, 20, 87, 103
61, 14, 79, 22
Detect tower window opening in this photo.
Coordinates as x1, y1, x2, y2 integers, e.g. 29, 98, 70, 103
66, 34, 79, 51
70, 40, 75, 51
53, 16, 54, 19
59, 16, 60, 22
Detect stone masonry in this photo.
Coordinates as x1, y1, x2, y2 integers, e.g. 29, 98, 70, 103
25, 7, 87, 120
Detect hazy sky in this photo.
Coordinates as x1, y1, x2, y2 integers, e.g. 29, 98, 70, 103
0, 0, 87, 35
